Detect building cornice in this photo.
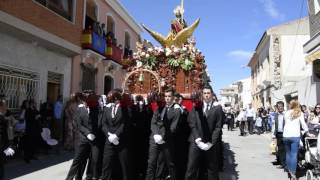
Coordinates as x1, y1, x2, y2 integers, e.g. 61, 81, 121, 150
0, 10, 81, 55
304, 30, 320, 53
105, 0, 143, 35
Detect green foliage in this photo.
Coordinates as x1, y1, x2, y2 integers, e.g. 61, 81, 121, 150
181, 58, 194, 71
144, 56, 157, 69
168, 58, 181, 67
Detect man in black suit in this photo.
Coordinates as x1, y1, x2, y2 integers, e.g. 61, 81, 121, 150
185, 85, 224, 180
145, 89, 181, 180
66, 93, 99, 180
100, 90, 131, 180
0, 97, 15, 179
131, 95, 153, 180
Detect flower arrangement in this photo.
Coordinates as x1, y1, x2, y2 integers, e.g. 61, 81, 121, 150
130, 42, 204, 72
123, 39, 208, 95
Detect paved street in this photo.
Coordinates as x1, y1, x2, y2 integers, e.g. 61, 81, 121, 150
5, 129, 289, 180
221, 129, 288, 180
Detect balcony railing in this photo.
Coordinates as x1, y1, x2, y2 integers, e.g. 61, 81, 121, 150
81, 28, 123, 65
106, 44, 123, 64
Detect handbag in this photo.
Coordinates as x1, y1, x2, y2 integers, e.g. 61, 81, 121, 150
270, 140, 277, 155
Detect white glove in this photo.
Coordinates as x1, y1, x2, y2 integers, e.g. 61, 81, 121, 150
4, 147, 15, 156
87, 133, 96, 141
205, 142, 213, 151
195, 138, 202, 145
108, 132, 119, 145
197, 142, 209, 151
153, 134, 165, 144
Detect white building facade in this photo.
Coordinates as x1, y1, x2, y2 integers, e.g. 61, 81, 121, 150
248, 17, 311, 109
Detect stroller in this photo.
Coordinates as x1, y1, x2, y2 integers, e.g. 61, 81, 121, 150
304, 125, 320, 180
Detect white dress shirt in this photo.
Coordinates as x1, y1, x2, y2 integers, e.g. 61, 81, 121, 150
246, 108, 256, 119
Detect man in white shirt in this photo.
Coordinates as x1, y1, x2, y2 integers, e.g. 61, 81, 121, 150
246, 103, 256, 134
271, 101, 286, 168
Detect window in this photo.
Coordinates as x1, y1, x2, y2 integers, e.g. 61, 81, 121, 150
85, 0, 98, 29
125, 31, 131, 49
35, 0, 74, 21
107, 15, 115, 34
315, 0, 320, 14
0, 66, 39, 111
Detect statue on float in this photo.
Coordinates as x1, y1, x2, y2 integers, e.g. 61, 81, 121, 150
142, 0, 200, 47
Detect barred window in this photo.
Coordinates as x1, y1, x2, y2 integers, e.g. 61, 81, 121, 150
0, 66, 39, 112
34, 0, 75, 21
315, 0, 320, 14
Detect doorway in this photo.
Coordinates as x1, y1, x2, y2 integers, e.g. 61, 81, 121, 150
104, 76, 114, 95
47, 72, 63, 104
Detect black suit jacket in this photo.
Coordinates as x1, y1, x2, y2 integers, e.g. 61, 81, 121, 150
100, 105, 128, 141
75, 106, 92, 140
0, 114, 9, 151
188, 103, 223, 145
150, 105, 181, 141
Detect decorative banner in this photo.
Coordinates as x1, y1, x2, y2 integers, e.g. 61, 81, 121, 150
92, 32, 106, 55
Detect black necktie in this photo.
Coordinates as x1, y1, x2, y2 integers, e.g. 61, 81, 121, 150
205, 104, 210, 116
161, 107, 168, 121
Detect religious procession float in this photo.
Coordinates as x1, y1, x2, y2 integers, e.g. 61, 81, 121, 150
122, 1, 210, 111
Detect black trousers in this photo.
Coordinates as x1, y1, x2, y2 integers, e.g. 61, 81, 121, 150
155, 151, 168, 180
0, 154, 4, 180
145, 140, 176, 180
227, 119, 234, 131
240, 121, 246, 135
83, 138, 105, 180
185, 142, 219, 180
247, 117, 254, 134
101, 141, 130, 180
276, 133, 286, 167
66, 138, 98, 180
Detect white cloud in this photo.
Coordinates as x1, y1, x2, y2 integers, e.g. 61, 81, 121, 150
227, 50, 253, 60
260, 0, 285, 20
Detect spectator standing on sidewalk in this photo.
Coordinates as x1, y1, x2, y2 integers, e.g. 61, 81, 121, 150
53, 95, 63, 143
245, 103, 256, 135
261, 109, 269, 132
271, 101, 286, 169
301, 105, 310, 123
237, 108, 247, 136
283, 100, 311, 180
310, 104, 320, 125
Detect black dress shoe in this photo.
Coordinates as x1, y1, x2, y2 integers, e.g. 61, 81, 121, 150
24, 158, 30, 164
31, 156, 38, 160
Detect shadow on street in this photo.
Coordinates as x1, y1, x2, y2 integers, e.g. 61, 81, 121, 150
4, 151, 73, 179
220, 142, 239, 180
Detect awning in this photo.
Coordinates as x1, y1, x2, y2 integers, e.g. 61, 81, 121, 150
306, 50, 320, 63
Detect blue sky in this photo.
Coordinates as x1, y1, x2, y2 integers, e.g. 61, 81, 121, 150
119, 0, 308, 94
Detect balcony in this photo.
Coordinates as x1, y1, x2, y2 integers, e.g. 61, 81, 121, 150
82, 29, 106, 56
106, 44, 123, 65
81, 27, 123, 65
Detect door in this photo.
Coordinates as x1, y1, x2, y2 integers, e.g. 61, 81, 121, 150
104, 76, 114, 95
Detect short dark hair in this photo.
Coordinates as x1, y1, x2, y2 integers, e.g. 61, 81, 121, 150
203, 85, 213, 94
74, 92, 87, 104
276, 101, 284, 107
107, 90, 122, 103
174, 92, 182, 98
135, 95, 144, 102
164, 88, 175, 95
